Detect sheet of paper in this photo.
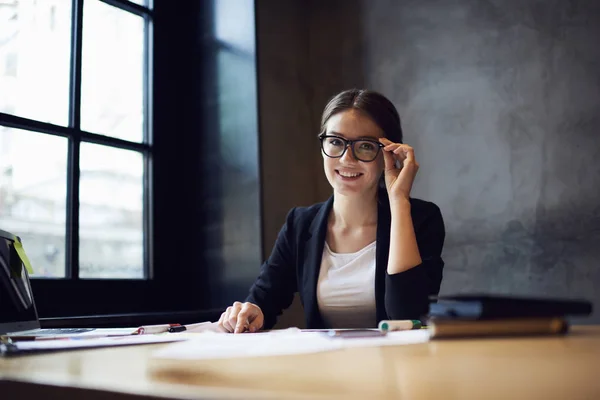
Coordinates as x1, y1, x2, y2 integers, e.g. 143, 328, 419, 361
2, 334, 186, 355
329, 329, 431, 348
184, 322, 228, 333
152, 330, 344, 360
18, 327, 142, 340
77, 328, 141, 336
152, 329, 431, 361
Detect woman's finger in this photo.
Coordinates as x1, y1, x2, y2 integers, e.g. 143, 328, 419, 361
405, 145, 415, 160
217, 312, 226, 329
219, 307, 233, 332
379, 138, 402, 151
248, 313, 264, 333
400, 145, 416, 166
392, 144, 410, 154
392, 147, 408, 163
383, 143, 402, 152
394, 144, 416, 163
227, 302, 243, 331
382, 149, 397, 173
235, 303, 256, 333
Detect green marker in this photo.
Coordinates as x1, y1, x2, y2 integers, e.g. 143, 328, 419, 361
378, 320, 422, 332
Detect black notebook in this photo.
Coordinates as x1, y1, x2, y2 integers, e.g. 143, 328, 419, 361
429, 294, 593, 320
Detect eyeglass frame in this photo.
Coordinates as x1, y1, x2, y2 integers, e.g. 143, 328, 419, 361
318, 133, 384, 163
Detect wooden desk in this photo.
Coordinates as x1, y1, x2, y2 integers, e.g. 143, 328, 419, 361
1, 326, 600, 399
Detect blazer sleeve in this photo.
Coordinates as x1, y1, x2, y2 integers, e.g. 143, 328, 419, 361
245, 208, 298, 329
384, 202, 445, 320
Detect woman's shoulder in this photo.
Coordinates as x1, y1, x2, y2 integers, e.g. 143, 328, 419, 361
287, 200, 330, 222
409, 197, 442, 214
280, 198, 332, 235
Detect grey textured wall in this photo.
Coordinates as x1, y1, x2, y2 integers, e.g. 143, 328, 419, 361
357, 0, 600, 322
257, 0, 600, 324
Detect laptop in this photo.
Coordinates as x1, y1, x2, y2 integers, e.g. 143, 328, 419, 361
0, 228, 137, 340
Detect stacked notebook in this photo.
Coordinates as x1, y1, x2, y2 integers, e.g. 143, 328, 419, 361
427, 294, 593, 339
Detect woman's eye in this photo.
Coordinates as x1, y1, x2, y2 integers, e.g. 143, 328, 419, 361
329, 139, 344, 147
359, 142, 376, 151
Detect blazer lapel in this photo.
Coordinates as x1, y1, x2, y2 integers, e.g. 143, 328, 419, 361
302, 195, 333, 329
375, 190, 391, 322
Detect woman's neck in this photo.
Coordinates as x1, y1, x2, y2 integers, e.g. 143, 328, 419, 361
331, 190, 378, 229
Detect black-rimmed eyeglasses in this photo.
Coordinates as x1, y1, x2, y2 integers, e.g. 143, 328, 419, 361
319, 134, 384, 162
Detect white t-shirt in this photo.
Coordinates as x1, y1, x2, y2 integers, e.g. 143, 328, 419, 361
316, 241, 377, 329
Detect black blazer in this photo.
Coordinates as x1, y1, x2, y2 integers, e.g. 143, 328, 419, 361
246, 190, 445, 329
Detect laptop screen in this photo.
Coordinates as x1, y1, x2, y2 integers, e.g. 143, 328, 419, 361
0, 229, 40, 334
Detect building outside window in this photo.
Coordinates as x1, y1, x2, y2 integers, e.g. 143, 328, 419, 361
0, 0, 153, 279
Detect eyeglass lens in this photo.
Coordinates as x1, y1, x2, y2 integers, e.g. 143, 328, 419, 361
322, 136, 380, 161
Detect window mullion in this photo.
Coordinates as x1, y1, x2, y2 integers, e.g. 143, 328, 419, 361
66, 0, 85, 280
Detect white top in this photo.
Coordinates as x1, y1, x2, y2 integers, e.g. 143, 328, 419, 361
316, 241, 377, 329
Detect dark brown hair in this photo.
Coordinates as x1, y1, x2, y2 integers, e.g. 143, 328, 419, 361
319, 89, 403, 143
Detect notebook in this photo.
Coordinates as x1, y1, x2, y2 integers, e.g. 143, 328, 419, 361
0, 228, 139, 339
428, 317, 570, 339
428, 294, 593, 320
426, 294, 592, 339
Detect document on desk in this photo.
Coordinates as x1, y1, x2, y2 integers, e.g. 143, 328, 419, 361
153, 331, 343, 360
333, 329, 431, 348
152, 329, 431, 361
1, 334, 187, 356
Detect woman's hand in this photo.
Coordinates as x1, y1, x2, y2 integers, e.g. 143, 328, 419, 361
217, 301, 264, 333
379, 138, 419, 204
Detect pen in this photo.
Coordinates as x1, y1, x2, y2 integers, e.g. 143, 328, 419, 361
136, 324, 183, 334
378, 320, 422, 332
167, 324, 187, 333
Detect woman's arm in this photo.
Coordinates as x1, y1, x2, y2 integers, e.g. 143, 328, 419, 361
384, 201, 445, 319
388, 199, 422, 274
245, 208, 298, 329
378, 138, 445, 319
379, 138, 423, 275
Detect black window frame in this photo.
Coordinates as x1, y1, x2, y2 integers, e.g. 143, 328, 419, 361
0, 0, 156, 317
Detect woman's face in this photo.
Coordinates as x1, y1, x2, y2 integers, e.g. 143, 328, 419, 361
322, 109, 385, 197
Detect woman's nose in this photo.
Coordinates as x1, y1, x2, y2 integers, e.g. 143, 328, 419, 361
339, 143, 357, 163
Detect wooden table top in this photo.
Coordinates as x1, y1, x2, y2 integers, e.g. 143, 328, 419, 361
2, 326, 600, 399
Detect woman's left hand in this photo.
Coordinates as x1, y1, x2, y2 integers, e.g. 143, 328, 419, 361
379, 138, 419, 204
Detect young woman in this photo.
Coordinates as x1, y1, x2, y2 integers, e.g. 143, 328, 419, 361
218, 89, 445, 333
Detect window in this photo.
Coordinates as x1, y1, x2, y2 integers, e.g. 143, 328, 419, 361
0, 0, 153, 280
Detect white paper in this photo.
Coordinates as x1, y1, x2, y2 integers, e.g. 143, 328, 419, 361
331, 329, 431, 348
152, 330, 344, 360
152, 328, 431, 361
183, 322, 228, 333
6, 334, 185, 353
77, 328, 141, 337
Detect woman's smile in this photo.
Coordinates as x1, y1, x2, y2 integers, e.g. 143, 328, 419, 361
335, 169, 364, 180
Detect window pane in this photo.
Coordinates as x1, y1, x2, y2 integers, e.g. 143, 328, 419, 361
81, 0, 144, 143
79, 143, 144, 279
0, 127, 68, 278
0, 0, 71, 125
128, 0, 148, 7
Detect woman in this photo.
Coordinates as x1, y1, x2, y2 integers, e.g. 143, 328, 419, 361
218, 89, 445, 333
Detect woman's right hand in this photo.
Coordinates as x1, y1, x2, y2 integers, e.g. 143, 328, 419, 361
217, 301, 264, 333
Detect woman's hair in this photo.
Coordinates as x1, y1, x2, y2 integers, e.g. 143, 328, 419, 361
319, 89, 403, 144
